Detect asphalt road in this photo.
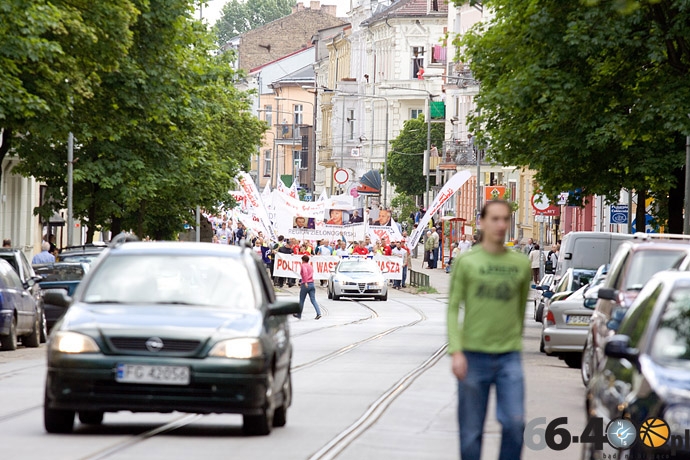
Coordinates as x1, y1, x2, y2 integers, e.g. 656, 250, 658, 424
0, 285, 588, 460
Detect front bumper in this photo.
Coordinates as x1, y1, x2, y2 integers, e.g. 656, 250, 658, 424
543, 326, 587, 354
46, 353, 270, 415
333, 282, 386, 298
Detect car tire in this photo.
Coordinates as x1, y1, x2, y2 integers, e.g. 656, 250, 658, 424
79, 411, 104, 425
243, 372, 274, 436
581, 335, 594, 386
564, 353, 582, 369
535, 303, 545, 323
0, 315, 18, 351
539, 336, 545, 354
333, 292, 340, 301
379, 292, 388, 301
44, 391, 75, 434
273, 371, 291, 428
39, 307, 48, 343
327, 287, 332, 300
23, 312, 41, 348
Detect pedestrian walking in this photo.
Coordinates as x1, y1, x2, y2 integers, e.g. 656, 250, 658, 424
423, 230, 433, 268
295, 255, 322, 320
429, 227, 440, 269
32, 241, 55, 264
447, 200, 531, 460
528, 243, 543, 284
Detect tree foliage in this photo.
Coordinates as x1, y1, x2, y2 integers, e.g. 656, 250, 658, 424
13, 0, 265, 240
214, 0, 295, 45
386, 115, 445, 197
460, 0, 690, 231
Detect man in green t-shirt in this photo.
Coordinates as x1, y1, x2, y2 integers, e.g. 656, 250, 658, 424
447, 200, 531, 460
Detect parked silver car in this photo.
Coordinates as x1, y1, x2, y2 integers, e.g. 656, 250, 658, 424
327, 258, 388, 301
541, 285, 592, 368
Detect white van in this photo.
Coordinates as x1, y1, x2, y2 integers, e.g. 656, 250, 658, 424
555, 232, 632, 279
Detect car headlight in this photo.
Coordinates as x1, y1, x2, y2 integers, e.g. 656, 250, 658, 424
342, 281, 357, 285
369, 281, 382, 286
208, 338, 263, 359
50, 331, 100, 354
664, 405, 690, 433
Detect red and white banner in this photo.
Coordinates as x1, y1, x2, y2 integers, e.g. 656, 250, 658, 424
408, 170, 472, 250
273, 253, 403, 280
237, 172, 276, 240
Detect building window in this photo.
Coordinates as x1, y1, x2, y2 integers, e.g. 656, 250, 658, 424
411, 46, 424, 79
294, 104, 303, 125
264, 105, 272, 126
410, 109, 423, 120
431, 45, 447, 65
263, 150, 272, 177
348, 109, 355, 140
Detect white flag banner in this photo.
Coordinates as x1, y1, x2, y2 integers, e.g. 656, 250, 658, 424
229, 191, 248, 212
237, 172, 276, 240
277, 177, 290, 196
289, 180, 299, 199
317, 189, 328, 202
273, 253, 402, 280
261, 183, 272, 200
408, 170, 472, 250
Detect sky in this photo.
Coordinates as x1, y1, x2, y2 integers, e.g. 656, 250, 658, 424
197, 0, 350, 27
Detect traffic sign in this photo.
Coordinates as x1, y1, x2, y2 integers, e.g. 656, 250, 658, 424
531, 193, 560, 216
610, 204, 628, 225
334, 168, 349, 184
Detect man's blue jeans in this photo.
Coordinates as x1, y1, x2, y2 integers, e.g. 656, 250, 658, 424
298, 282, 321, 318
457, 351, 525, 460
401, 265, 407, 287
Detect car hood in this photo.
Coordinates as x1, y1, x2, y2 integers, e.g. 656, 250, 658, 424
59, 303, 263, 340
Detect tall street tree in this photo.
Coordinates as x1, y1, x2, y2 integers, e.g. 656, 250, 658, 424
215, 0, 295, 46
460, 1, 690, 232
15, 0, 265, 241
386, 114, 444, 198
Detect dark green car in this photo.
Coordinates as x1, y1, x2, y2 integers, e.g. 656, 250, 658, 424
43, 240, 300, 436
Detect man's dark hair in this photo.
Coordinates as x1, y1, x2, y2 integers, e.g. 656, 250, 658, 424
278, 235, 284, 242
301, 255, 309, 263
2, 239, 10, 247
480, 200, 511, 219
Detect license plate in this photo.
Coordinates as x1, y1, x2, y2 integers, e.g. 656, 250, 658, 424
116, 364, 190, 385
566, 315, 591, 325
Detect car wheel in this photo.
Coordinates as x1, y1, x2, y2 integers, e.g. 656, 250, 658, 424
44, 391, 75, 434
23, 312, 41, 348
535, 303, 545, 323
79, 411, 104, 425
327, 287, 332, 300
243, 372, 274, 435
581, 336, 594, 386
333, 291, 340, 301
39, 308, 48, 343
539, 336, 545, 354
0, 315, 18, 351
273, 370, 291, 428
564, 353, 582, 369
380, 292, 388, 301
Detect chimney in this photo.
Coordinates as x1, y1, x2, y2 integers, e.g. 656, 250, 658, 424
321, 4, 337, 16
310, 1, 321, 10
297, 2, 305, 11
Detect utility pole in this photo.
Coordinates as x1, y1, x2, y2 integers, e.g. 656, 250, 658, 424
67, 132, 74, 245
685, 133, 690, 234
425, 95, 431, 209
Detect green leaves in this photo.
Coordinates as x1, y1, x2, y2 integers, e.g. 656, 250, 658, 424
12, 0, 265, 240
385, 115, 445, 197
460, 0, 690, 228
214, 0, 294, 45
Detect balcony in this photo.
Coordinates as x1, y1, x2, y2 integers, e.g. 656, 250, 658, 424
442, 140, 488, 166
275, 124, 308, 144
446, 62, 477, 88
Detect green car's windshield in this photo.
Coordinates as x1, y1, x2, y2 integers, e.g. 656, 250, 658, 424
82, 254, 256, 309
650, 287, 690, 366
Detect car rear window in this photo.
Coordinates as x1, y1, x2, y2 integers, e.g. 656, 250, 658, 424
624, 250, 688, 291
35, 265, 85, 281
82, 254, 256, 309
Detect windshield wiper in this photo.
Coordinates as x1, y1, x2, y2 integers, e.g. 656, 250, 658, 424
151, 301, 196, 305
84, 300, 125, 304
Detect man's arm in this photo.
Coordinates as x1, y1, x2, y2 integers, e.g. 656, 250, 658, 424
447, 259, 465, 355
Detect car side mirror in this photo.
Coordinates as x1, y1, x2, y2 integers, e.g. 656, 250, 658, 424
535, 286, 544, 291
268, 298, 301, 317
604, 335, 639, 363
43, 289, 72, 308
583, 296, 597, 309
598, 287, 618, 301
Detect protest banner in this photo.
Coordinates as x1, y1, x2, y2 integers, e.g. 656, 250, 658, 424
237, 172, 275, 240
273, 253, 402, 280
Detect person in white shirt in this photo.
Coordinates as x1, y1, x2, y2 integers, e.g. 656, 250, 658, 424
391, 242, 406, 289
447, 242, 461, 273
458, 234, 472, 253
528, 243, 544, 284
335, 240, 350, 257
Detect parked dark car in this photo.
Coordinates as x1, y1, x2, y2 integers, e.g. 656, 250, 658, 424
581, 238, 690, 386
57, 243, 107, 265
583, 271, 690, 459
44, 240, 300, 435
0, 248, 47, 342
0, 259, 42, 350
33, 263, 89, 332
